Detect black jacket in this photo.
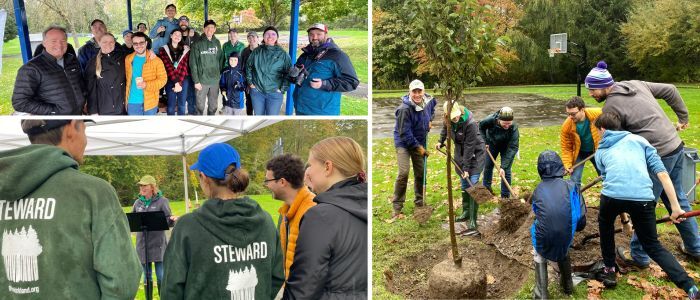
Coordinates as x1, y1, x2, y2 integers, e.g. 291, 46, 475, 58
12, 52, 85, 115
283, 178, 368, 300
85, 50, 128, 115
479, 112, 520, 168
439, 108, 486, 176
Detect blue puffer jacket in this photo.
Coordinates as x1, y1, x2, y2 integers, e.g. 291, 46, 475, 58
292, 39, 359, 115
219, 65, 245, 109
531, 150, 586, 262
393, 95, 437, 149
149, 17, 179, 51
595, 130, 667, 201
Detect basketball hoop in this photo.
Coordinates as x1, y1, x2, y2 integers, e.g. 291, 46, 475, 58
549, 33, 568, 58
548, 48, 561, 58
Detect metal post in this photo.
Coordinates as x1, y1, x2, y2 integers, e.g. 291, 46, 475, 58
13, 0, 31, 63
285, 0, 301, 115
204, 0, 209, 21
126, 0, 133, 30
181, 135, 190, 213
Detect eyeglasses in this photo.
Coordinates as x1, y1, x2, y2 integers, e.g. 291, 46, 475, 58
133, 41, 147, 46
566, 110, 581, 117
263, 178, 281, 185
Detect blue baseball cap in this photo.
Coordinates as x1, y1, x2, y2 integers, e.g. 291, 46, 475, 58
190, 143, 241, 179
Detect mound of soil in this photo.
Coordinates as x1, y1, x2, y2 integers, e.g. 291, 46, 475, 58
384, 239, 529, 299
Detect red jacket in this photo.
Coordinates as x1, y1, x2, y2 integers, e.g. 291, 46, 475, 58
158, 46, 190, 85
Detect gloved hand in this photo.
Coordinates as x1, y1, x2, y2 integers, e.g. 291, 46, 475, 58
435, 143, 444, 151
417, 146, 429, 157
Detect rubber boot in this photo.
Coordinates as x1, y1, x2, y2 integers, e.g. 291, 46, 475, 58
533, 262, 548, 299
468, 196, 478, 230
557, 255, 573, 295
455, 191, 470, 222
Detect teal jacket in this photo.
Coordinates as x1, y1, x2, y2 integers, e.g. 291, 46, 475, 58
479, 112, 520, 168
0, 145, 141, 299
189, 36, 225, 85
246, 44, 292, 93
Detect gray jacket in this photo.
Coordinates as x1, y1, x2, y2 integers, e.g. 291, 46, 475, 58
132, 193, 175, 263
602, 80, 688, 157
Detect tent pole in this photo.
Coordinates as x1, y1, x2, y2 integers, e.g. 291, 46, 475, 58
285, 0, 300, 115
126, 0, 133, 30
204, 0, 209, 21
181, 135, 190, 213
13, 0, 32, 63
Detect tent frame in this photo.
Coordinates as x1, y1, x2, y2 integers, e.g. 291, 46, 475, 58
12, 0, 302, 115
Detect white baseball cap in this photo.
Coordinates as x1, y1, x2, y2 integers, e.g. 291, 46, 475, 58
409, 79, 424, 91
444, 101, 463, 121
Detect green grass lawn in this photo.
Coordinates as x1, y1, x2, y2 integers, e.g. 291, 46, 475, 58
0, 30, 368, 115
121, 194, 280, 300
372, 85, 700, 299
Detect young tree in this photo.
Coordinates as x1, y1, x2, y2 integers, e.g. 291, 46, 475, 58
406, 0, 504, 265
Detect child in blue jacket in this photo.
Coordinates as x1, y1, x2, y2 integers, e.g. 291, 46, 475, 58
593, 112, 699, 298
531, 150, 586, 299
219, 52, 246, 115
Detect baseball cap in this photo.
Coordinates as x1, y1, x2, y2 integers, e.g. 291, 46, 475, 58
21, 119, 94, 135
444, 101, 463, 121
178, 15, 189, 22
190, 143, 241, 180
247, 31, 258, 38
307, 23, 328, 33
137, 175, 157, 186
203, 19, 217, 28
409, 79, 424, 91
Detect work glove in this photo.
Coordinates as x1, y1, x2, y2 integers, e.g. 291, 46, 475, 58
417, 146, 429, 157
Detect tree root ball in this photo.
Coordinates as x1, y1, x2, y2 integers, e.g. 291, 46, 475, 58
428, 258, 487, 299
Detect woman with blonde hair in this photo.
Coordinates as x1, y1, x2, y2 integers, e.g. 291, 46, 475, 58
283, 136, 368, 299
86, 32, 129, 115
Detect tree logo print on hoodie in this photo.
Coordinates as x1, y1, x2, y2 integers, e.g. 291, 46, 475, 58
226, 265, 258, 300
2, 226, 43, 294
201, 47, 219, 55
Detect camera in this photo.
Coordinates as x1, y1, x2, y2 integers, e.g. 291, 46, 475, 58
289, 64, 309, 86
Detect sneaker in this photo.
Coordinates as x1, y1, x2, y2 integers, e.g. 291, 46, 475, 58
596, 266, 617, 288
688, 286, 699, 300
616, 246, 649, 270
680, 244, 700, 262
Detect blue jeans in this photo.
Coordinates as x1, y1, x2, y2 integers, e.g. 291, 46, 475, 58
482, 144, 513, 198
630, 148, 700, 264
142, 261, 164, 285
166, 78, 190, 115
570, 150, 601, 187
460, 173, 481, 190
187, 77, 197, 115
127, 103, 158, 115
250, 88, 283, 115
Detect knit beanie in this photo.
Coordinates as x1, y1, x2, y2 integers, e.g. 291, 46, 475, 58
585, 61, 615, 89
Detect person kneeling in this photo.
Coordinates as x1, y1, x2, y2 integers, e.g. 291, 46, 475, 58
531, 150, 586, 299
594, 112, 699, 298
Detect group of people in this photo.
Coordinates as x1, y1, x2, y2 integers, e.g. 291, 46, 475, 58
393, 60, 700, 298
11, 3, 360, 116
0, 119, 368, 299
391, 79, 520, 236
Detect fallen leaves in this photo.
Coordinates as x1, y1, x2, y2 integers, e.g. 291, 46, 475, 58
587, 280, 605, 300
486, 274, 496, 284
627, 275, 686, 300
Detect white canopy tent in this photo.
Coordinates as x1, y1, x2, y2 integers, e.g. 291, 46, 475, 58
0, 118, 279, 212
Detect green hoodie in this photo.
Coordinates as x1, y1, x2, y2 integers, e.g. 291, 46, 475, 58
246, 44, 292, 93
162, 196, 284, 300
0, 144, 141, 299
189, 36, 225, 85
223, 40, 245, 67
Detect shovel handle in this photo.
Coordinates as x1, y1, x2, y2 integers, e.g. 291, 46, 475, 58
569, 153, 596, 173
581, 176, 603, 193
580, 209, 700, 246
485, 145, 516, 197
436, 147, 474, 187
686, 181, 699, 198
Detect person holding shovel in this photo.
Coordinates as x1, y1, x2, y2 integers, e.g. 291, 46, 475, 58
584, 61, 700, 266
530, 150, 587, 299
436, 101, 485, 234
593, 112, 700, 299
391, 79, 437, 219
479, 107, 519, 198
560, 96, 602, 187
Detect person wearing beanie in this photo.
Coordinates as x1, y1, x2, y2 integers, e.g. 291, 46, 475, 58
436, 101, 485, 234
479, 106, 519, 198
219, 51, 247, 115
222, 28, 245, 67
584, 61, 700, 269
245, 26, 292, 115
190, 19, 224, 115
390, 79, 437, 219
162, 143, 284, 299
291, 23, 359, 115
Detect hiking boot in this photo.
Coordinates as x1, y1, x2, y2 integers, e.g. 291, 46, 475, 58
391, 210, 404, 219
533, 261, 548, 299
616, 246, 649, 270
688, 286, 699, 300
680, 244, 700, 262
596, 266, 617, 288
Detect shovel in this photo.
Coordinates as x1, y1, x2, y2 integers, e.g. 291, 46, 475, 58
436, 147, 492, 204
414, 154, 434, 225
485, 145, 517, 199
579, 209, 700, 246
567, 153, 596, 176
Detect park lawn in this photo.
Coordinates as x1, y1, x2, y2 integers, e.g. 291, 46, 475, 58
0, 30, 368, 115
372, 85, 700, 299
122, 194, 280, 300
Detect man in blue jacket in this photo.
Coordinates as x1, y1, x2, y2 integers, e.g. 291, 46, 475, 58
530, 150, 586, 299
149, 4, 179, 51
593, 112, 698, 299
391, 79, 436, 218
291, 23, 359, 115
